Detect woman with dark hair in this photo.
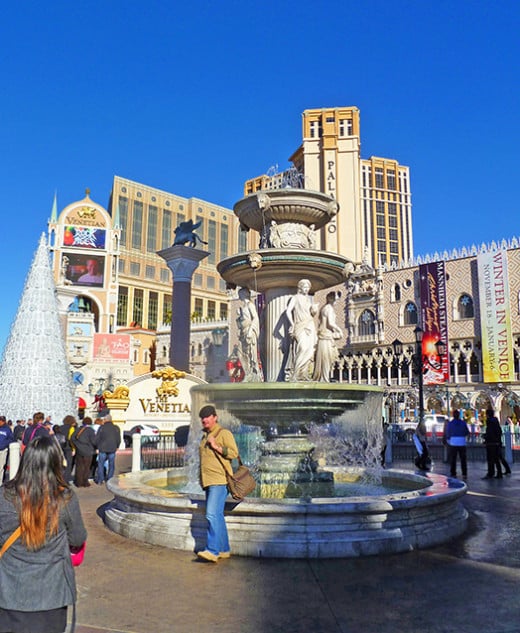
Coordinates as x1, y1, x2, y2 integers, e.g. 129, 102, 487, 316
0, 435, 87, 633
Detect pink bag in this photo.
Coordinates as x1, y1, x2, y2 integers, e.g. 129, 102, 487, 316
70, 542, 86, 567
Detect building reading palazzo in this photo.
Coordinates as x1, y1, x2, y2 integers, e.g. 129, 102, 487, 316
244, 106, 413, 268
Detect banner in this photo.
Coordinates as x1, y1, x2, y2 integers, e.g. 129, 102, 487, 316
93, 334, 131, 362
419, 262, 450, 384
477, 250, 514, 382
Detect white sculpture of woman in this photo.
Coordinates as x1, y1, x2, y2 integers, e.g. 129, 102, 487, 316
313, 291, 343, 382
285, 279, 318, 381
236, 287, 263, 382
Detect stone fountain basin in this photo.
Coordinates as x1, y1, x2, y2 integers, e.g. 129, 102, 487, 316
104, 468, 468, 558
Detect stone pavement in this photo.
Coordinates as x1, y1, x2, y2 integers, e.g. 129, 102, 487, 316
72, 452, 520, 633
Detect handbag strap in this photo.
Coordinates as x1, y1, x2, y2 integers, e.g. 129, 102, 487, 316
0, 526, 21, 559
213, 429, 242, 466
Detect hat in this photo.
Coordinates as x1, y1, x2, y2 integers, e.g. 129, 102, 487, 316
199, 405, 217, 419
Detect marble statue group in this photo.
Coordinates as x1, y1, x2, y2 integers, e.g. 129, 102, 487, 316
236, 279, 343, 383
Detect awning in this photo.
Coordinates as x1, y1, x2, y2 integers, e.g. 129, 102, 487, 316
78, 397, 87, 409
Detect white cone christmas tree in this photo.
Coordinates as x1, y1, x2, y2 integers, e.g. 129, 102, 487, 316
0, 234, 75, 422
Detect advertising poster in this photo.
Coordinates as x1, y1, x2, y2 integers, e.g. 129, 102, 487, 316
63, 253, 105, 287
93, 334, 131, 362
419, 261, 450, 384
63, 226, 106, 249
477, 250, 514, 382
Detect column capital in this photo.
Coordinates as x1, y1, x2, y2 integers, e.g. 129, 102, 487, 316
157, 245, 209, 282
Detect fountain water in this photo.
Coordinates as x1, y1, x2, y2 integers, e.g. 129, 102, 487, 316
105, 189, 468, 557
0, 234, 76, 422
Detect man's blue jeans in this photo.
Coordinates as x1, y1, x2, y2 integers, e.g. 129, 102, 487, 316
205, 485, 229, 556
97, 451, 115, 482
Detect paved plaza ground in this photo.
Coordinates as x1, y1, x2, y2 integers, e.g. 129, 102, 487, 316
72, 451, 520, 633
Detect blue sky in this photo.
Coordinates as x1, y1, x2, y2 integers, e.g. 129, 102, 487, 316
1, 0, 519, 353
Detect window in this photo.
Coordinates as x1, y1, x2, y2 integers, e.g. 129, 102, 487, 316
160, 268, 170, 283
375, 169, 384, 189
457, 294, 474, 319
118, 259, 125, 273
208, 220, 217, 264
194, 273, 203, 288
132, 201, 143, 249
358, 310, 376, 336
194, 298, 203, 318
145, 265, 155, 280
220, 224, 228, 259
219, 303, 228, 320
404, 302, 418, 325
163, 294, 172, 323
238, 228, 248, 252
207, 276, 215, 289
118, 196, 128, 247
148, 291, 158, 330
130, 262, 140, 276
387, 170, 396, 190
162, 210, 172, 249
392, 284, 401, 302
339, 118, 353, 136
208, 300, 216, 320
117, 286, 128, 326
132, 289, 143, 326
147, 205, 158, 252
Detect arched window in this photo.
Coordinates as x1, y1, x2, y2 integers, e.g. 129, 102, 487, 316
358, 309, 376, 336
457, 294, 474, 319
404, 302, 418, 325
391, 283, 401, 302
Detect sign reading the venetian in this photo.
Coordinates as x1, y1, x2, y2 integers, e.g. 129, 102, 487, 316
139, 366, 190, 416
64, 205, 107, 228
139, 399, 190, 414
477, 250, 514, 382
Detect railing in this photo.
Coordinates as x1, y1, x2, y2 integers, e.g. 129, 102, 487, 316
140, 434, 186, 470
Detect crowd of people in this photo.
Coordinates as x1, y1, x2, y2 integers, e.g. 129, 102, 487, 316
0, 411, 121, 487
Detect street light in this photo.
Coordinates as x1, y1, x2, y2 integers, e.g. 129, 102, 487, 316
394, 326, 424, 424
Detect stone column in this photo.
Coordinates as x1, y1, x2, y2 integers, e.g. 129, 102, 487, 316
157, 245, 209, 372
264, 287, 294, 382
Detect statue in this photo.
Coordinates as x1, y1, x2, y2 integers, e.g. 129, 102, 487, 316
173, 220, 208, 248
236, 288, 263, 382
284, 279, 318, 381
313, 291, 343, 382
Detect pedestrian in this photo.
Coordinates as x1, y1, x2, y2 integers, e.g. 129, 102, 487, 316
445, 409, 470, 479
94, 414, 121, 484
59, 415, 77, 483
482, 408, 505, 479
414, 417, 430, 470
0, 435, 87, 633
71, 417, 97, 487
12, 420, 25, 443
197, 404, 239, 563
21, 411, 50, 454
0, 417, 14, 482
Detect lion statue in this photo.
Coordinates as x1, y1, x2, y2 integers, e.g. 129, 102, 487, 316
173, 220, 208, 248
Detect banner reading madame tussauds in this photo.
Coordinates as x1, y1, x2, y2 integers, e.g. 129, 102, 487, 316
419, 261, 450, 384
477, 250, 514, 382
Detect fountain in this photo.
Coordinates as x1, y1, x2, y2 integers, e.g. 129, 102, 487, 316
105, 189, 468, 557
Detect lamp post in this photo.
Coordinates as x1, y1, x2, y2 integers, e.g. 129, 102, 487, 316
393, 326, 424, 424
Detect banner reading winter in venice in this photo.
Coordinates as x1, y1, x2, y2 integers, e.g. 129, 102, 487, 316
419, 261, 450, 385
477, 249, 514, 382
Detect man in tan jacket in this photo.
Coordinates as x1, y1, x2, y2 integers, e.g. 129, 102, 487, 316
197, 404, 238, 562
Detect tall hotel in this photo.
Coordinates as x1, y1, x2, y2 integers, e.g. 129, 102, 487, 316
108, 175, 255, 330
244, 106, 413, 267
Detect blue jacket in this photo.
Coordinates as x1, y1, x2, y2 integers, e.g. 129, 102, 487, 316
446, 418, 469, 446
0, 426, 13, 451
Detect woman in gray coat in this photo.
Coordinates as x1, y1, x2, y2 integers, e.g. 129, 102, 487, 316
0, 435, 87, 632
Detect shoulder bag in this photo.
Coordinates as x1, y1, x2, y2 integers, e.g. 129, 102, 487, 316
214, 432, 256, 501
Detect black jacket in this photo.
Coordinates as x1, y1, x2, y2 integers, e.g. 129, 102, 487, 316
95, 422, 121, 453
